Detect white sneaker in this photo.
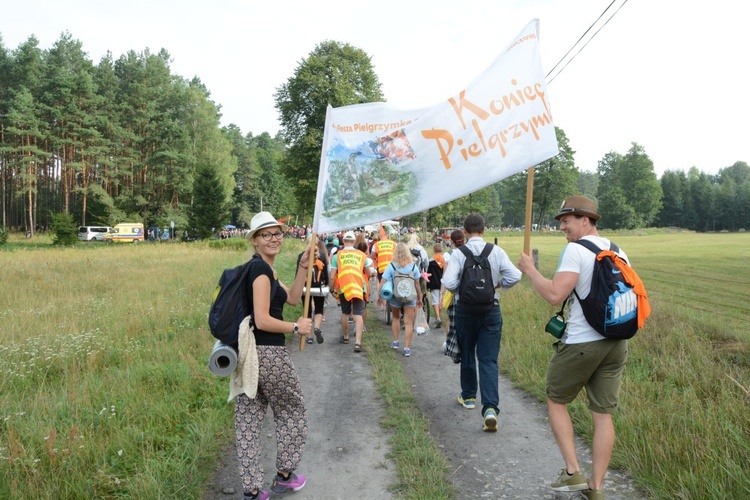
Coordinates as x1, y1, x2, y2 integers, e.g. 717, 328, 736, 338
442, 341, 448, 354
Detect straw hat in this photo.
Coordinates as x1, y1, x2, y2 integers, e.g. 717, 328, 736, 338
246, 212, 287, 240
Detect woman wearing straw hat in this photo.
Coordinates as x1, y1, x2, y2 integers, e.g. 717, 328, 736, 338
234, 211, 313, 500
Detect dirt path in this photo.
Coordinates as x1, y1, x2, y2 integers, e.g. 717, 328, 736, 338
203, 302, 644, 499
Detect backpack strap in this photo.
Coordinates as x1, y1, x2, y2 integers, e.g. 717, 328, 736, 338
555, 297, 569, 319
479, 243, 493, 261
457, 244, 474, 267
457, 243, 493, 268
573, 238, 619, 254
247, 255, 278, 328
570, 239, 617, 303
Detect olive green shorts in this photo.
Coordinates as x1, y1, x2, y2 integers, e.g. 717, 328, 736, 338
546, 339, 628, 414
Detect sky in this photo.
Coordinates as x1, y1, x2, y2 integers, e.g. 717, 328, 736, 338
2, 0, 747, 177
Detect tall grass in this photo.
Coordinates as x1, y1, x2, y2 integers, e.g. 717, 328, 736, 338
497, 230, 750, 499
0, 241, 248, 498
1, 231, 748, 499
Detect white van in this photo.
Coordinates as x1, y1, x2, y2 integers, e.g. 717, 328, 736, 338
78, 226, 112, 241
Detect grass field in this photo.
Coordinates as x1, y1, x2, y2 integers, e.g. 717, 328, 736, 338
493, 229, 750, 499
1, 230, 748, 499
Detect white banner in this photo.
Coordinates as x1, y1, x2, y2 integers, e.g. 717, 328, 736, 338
312, 19, 558, 234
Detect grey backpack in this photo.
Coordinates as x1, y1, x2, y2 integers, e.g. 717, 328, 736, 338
391, 263, 417, 303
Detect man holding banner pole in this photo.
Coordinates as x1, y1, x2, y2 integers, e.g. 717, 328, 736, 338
518, 196, 629, 500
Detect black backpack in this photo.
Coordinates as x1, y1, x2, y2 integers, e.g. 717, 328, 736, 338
457, 244, 495, 313
299, 250, 328, 288
410, 248, 426, 272
312, 251, 328, 287
572, 239, 639, 340
208, 255, 277, 347
426, 259, 443, 291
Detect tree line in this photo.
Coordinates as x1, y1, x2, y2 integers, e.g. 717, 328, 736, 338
0, 32, 295, 239
1, 33, 747, 238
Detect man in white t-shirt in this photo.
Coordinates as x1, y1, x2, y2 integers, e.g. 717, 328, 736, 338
517, 196, 629, 500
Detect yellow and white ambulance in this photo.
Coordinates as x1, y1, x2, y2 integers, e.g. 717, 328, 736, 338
103, 223, 145, 244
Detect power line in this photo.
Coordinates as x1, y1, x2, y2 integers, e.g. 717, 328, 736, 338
546, 0, 629, 84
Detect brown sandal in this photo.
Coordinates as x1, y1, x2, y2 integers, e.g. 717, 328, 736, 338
341, 336, 350, 344
353, 344, 362, 352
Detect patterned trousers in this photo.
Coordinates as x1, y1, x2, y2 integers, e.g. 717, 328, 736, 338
235, 345, 307, 494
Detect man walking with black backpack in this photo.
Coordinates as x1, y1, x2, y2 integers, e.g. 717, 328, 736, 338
442, 213, 521, 432
517, 196, 630, 500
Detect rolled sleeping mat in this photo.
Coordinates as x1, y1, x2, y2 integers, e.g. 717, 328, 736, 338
208, 340, 238, 377
380, 280, 393, 300
303, 286, 330, 297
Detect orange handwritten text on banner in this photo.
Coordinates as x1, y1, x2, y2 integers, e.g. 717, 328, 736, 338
422, 79, 552, 169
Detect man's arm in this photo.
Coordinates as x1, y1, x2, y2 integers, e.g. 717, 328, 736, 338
496, 249, 522, 290
329, 254, 339, 290
441, 250, 464, 292
517, 252, 578, 305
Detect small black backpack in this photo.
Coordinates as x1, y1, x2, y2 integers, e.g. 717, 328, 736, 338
299, 250, 328, 288
426, 259, 443, 290
457, 244, 495, 313
311, 251, 328, 288
208, 255, 277, 347
572, 239, 641, 340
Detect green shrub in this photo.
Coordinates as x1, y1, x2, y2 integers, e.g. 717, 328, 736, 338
207, 238, 248, 251
50, 212, 79, 246
0, 227, 7, 245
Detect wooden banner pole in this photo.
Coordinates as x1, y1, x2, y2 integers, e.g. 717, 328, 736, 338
523, 166, 535, 255
299, 234, 317, 351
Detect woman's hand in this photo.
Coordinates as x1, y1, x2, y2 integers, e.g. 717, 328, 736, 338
295, 317, 313, 335
298, 250, 310, 271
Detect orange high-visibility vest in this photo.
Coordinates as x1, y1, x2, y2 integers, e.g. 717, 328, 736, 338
374, 239, 395, 273
336, 249, 367, 301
